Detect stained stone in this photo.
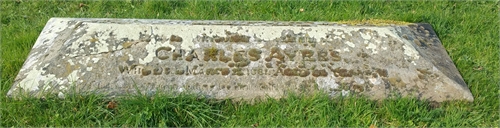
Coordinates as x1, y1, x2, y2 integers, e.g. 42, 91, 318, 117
7, 18, 473, 102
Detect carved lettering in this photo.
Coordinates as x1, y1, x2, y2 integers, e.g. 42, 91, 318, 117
265, 47, 285, 62
175, 69, 185, 75
185, 50, 199, 62
172, 49, 184, 61
203, 47, 218, 61
233, 51, 250, 67
284, 49, 297, 61
155, 47, 172, 60
142, 67, 152, 76
232, 68, 244, 76
248, 48, 261, 61
329, 50, 341, 61
122, 45, 354, 78
301, 49, 316, 61
163, 67, 170, 75
317, 50, 329, 61
187, 66, 203, 75
218, 50, 231, 63
118, 65, 129, 73
152, 47, 345, 65
153, 67, 162, 75
130, 65, 142, 75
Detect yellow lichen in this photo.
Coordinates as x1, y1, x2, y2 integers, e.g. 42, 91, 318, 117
203, 47, 218, 61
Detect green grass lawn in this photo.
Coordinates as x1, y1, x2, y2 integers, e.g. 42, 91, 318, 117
1, 0, 499, 127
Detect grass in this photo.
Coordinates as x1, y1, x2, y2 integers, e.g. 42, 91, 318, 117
1, 0, 499, 127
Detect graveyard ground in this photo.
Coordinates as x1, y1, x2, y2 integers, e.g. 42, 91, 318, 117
1, 1, 499, 127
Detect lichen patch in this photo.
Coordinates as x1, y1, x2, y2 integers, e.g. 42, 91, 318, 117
403, 44, 420, 60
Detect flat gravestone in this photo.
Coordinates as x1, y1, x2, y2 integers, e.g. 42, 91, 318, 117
8, 18, 473, 102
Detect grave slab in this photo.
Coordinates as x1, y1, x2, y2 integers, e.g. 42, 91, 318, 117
7, 18, 473, 102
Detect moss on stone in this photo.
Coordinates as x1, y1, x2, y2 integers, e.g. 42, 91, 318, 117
236, 60, 250, 67
357, 52, 369, 58
375, 68, 388, 77
248, 48, 262, 61
203, 47, 218, 61
265, 63, 272, 68
299, 70, 310, 77
388, 77, 406, 88
172, 52, 182, 60
266, 47, 285, 62
228, 35, 250, 43
329, 50, 341, 61
338, 19, 412, 26
221, 68, 230, 75
283, 68, 296, 76
175, 70, 184, 75
185, 55, 193, 61
352, 84, 364, 92
232, 52, 245, 62
170, 35, 183, 42
311, 69, 327, 77
218, 50, 231, 63
227, 62, 235, 67
213, 36, 224, 43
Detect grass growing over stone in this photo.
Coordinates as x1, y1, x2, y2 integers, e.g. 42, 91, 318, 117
1, 0, 498, 127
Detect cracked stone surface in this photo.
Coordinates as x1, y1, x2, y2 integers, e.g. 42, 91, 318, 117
7, 18, 473, 102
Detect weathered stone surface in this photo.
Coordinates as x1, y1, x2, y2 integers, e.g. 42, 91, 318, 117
8, 18, 473, 102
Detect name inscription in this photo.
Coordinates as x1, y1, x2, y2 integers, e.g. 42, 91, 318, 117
117, 46, 388, 78
118, 47, 348, 77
